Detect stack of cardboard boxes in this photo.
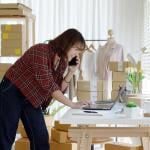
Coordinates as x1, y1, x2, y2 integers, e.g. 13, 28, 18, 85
109, 61, 141, 100
1, 24, 25, 56
77, 80, 107, 101
50, 121, 77, 150
105, 143, 143, 150
15, 116, 53, 150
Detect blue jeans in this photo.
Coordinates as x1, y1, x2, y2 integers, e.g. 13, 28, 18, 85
0, 77, 50, 150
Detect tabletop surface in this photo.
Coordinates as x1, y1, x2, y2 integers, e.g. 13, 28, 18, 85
60, 102, 150, 125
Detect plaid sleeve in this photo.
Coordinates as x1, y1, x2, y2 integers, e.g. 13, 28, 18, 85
32, 48, 61, 97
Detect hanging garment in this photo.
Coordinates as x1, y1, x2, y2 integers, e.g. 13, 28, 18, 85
81, 51, 97, 80
96, 41, 124, 80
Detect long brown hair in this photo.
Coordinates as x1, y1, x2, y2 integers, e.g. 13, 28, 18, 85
48, 28, 85, 57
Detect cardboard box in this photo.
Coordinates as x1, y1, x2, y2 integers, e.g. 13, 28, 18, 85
50, 141, 77, 150
112, 72, 126, 81
20, 126, 28, 138
15, 138, 30, 150
1, 32, 22, 40
54, 121, 71, 132
109, 61, 128, 71
77, 80, 104, 92
0, 3, 31, 12
105, 143, 143, 150
1, 24, 22, 32
77, 91, 104, 101
111, 90, 118, 100
128, 61, 141, 71
0, 63, 11, 79
1, 48, 22, 56
1, 39, 22, 48
112, 81, 126, 90
127, 97, 142, 107
51, 128, 68, 143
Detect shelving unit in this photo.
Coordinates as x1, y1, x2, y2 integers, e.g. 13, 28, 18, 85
0, 3, 35, 80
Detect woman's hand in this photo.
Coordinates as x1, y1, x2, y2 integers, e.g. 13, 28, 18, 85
71, 100, 91, 109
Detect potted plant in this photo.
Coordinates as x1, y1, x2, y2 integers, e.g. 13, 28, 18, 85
126, 67, 144, 94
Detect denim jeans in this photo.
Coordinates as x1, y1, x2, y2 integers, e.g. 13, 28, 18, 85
0, 77, 50, 150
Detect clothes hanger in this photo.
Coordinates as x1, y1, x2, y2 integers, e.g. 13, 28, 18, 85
85, 44, 96, 52
89, 44, 96, 52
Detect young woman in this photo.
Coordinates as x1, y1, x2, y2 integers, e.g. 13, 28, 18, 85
0, 28, 90, 150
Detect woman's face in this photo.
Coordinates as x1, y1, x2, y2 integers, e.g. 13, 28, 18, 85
67, 43, 84, 61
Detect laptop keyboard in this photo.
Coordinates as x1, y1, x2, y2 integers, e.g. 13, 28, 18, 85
82, 101, 115, 110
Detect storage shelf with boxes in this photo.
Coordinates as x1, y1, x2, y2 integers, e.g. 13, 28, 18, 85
0, 3, 35, 57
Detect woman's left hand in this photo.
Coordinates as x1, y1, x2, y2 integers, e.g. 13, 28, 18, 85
71, 100, 91, 109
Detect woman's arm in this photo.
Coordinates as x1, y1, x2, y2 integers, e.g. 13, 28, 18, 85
61, 68, 74, 91
52, 90, 90, 109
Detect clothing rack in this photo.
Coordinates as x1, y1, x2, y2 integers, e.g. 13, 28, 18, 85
85, 39, 107, 41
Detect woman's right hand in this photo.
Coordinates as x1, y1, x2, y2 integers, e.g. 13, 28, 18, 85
71, 100, 91, 109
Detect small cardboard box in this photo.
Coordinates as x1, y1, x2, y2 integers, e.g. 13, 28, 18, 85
51, 128, 68, 143
0, 63, 11, 79
54, 121, 71, 132
112, 72, 126, 81
50, 141, 77, 150
77, 91, 104, 101
1, 24, 22, 32
112, 81, 126, 90
15, 138, 30, 150
109, 61, 128, 71
77, 80, 104, 92
105, 143, 143, 150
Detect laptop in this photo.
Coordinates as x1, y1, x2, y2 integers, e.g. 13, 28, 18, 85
82, 84, 126, 110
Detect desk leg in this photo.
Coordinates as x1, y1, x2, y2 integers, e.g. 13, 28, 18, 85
142, 137, 150, 150
76, 134, 92, 150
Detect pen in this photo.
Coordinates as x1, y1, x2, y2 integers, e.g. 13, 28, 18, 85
83, 110, 98, 113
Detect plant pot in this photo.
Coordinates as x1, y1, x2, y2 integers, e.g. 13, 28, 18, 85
123, 106, 142, 118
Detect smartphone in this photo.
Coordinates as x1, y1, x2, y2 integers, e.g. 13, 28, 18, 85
68, 56, 77, 66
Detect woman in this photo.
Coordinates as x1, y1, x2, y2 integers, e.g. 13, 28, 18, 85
0, 28, 89, 150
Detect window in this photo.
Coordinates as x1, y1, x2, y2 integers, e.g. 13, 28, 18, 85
142, 0, 150, 94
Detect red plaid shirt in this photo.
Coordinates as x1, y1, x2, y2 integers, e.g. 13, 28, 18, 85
5, 43, 68, 109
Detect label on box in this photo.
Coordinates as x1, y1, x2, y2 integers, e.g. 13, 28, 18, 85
15, 48, 21, 55
5, 25, 11, 31
2, 33, 8, 39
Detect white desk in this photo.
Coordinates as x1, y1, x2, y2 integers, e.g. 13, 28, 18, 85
59, 103, 150, 150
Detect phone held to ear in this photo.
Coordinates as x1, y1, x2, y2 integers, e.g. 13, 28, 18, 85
68, 56, 77, 66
